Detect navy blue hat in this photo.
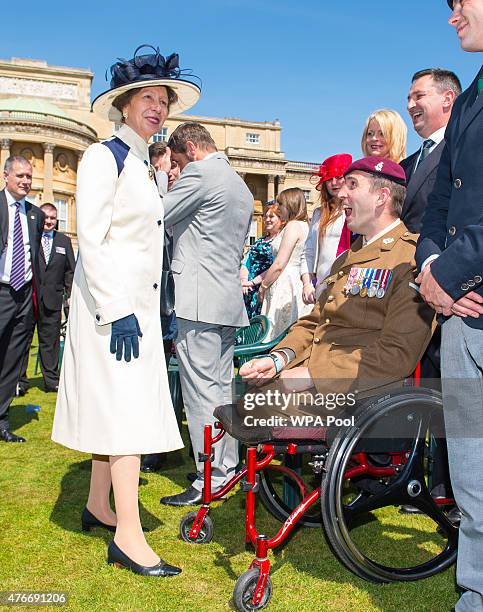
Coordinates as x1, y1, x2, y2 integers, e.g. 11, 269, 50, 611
92, 45, 201, 121
344, 156, 407, 187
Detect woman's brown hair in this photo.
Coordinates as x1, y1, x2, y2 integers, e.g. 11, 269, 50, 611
276, 188, 308, 224
317, 183, 342, 238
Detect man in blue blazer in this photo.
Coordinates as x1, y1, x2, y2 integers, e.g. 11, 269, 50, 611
416, 2, 483, 609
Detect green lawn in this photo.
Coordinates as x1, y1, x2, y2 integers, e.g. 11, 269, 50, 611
0, 345, 459, 612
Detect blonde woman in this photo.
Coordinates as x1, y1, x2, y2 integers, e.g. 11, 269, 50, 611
361, 109, 407, 163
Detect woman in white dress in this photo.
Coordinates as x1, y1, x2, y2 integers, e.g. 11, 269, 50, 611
51, 46, 200, 576
301, 154, 353, 304
259, 188, 312, 341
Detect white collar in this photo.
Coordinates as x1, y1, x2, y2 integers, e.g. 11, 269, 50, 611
203, 151, 218, 161
5, 190, 26, 207
116, 124, 150, 163
43, 230, 54, 239
423, 126, 446, 147
363, 219, 401, 247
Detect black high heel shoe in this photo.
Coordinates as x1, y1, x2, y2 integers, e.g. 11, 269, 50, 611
82, 507, 116, 533
81, 508, 150, 533
107, 540, 181, 577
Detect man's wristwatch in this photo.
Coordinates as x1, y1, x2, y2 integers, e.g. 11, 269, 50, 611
267, 352, 285, 374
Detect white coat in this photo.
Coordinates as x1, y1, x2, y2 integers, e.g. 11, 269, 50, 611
52, 125, 183, 455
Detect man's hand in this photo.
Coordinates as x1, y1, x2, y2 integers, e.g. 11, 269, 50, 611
451, 291, 483, 318
152, 146, 172, 173
239, 357, 276, 386
415, 265, 454, 316
280, 367, 314, 392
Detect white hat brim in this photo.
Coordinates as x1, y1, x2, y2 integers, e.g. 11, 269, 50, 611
92, 78, 201, 121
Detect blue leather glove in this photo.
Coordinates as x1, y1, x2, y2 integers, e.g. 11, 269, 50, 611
110, 314, 142, 362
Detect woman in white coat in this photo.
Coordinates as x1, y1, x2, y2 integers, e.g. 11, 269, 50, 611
52, 46, 200, 576
300, 154, 353, 304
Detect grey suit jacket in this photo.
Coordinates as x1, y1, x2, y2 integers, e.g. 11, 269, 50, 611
162, 152, 253, 327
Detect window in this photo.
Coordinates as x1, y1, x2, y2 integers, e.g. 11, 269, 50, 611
246, 132, 260, 145
55, 198, 68, 231
248, 220, 258, 245
302, 189, 311, 202
153, 128, 168, 142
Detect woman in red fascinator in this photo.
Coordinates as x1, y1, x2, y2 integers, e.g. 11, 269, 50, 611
300, 153, 352, 304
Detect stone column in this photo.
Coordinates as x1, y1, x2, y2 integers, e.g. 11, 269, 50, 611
0, 138, 11, 169
277, 175, 286, 196
267, 174, 275, 201
42, 143, 55, 203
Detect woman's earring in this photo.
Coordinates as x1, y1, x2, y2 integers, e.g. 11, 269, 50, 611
123, 112, 128, 120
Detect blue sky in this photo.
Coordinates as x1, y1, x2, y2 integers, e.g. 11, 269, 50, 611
1, 0, 481, 162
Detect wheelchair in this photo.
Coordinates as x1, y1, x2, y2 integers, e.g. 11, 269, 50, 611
178, 383, 458, 612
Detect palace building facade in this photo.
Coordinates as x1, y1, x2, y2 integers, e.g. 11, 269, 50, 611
0, 57, 320, 245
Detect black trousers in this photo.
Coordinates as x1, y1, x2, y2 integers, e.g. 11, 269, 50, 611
19, 301, 61, 390
0, 283, 34, 429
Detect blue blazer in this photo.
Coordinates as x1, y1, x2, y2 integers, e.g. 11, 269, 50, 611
416, 68, 483, 329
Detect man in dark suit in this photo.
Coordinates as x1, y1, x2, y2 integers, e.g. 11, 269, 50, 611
0, 156, 44, 442
416, 2, 483, 609
34, 203, 75, 392
399, 69, 461, 514
401, 68, 461, 233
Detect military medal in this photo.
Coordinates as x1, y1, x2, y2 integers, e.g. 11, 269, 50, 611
368, 268, 381, 298
148, 164, 155, 180
344, 267, 359, 295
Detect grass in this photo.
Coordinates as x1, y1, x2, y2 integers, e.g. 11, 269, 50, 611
0, 342, 459, 612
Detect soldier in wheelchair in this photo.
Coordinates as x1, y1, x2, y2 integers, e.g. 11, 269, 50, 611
179, 157, 458, 612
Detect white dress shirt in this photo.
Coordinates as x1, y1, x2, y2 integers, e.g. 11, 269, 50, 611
413, 125, 446, 170
416, 126, 447, 270
0, 190, 33, 284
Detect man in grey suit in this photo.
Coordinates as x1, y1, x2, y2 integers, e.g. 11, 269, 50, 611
158, 122, 253, 506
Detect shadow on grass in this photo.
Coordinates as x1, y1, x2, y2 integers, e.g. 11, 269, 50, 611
50, 459, 163, 536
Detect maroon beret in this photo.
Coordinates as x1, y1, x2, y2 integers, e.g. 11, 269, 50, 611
344, 156, 407, 187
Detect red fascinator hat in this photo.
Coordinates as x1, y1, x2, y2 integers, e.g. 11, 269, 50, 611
311, 153, 353, 191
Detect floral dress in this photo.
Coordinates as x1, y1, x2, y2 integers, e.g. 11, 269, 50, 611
242, 236, 274, 318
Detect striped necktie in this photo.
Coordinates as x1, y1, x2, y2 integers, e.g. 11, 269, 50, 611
10, 202, 26, 291
414, 138, 434, 173
42, 233, 52, 263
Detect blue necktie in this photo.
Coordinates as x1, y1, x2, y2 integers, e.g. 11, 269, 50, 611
10, 202, 26, 291
414, 138, 434, 173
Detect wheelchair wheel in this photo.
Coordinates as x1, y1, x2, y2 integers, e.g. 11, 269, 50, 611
321, 388, 458, 583
233, 569, 272, 611
179, 511, 213, 544
258, 455, 322, 528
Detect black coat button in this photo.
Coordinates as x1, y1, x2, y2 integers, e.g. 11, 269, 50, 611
454, 178, 462, 189
448, 226, 456, 236
475, 275, 482, 284
96, 314, 100, 321
153, 283, 158, 290
461, 283, 469, 291
157, 220, 162, 226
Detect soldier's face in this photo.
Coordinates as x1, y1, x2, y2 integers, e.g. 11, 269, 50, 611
449, 0, 483, 52
339, 172, 379, 234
